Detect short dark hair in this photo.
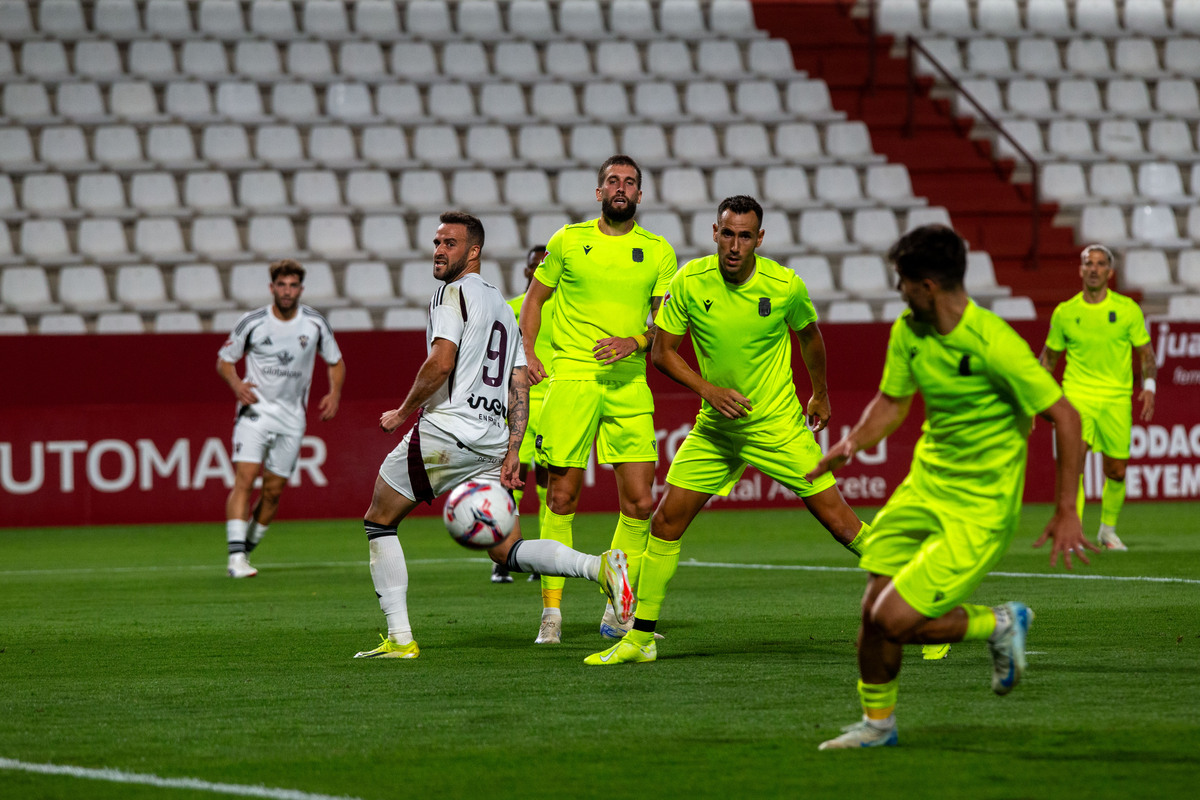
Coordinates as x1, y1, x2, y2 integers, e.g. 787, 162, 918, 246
597, 154, 642, 189
717, 195, 763, 228
887, 224, 966, 289
526, 245, 547, 259
269, 258, 305, 283
439, 210, 485, 250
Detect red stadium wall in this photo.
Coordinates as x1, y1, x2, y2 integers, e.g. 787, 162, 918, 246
2, 321, 1197, 527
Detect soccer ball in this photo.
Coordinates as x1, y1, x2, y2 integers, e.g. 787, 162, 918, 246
443, 479, 516, 550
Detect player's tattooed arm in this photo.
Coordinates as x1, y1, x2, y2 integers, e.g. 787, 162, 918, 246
506, 365, 530, 453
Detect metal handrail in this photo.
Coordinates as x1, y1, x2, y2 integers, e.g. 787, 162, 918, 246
901, 35, 1042, 270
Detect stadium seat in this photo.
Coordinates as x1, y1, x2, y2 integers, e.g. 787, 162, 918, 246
1078, 205, 1129, 246
660, 167, 711, 212
22, 40, 70, 80
787, 256, 848, 303
905, 207, 953, 231
673, 123, 721, 163
325, 307, 374, 331
479, 84, 530, 124
191, 216, 251, 262
636, 82, 685, 122
1027, 0, 1071, 34
825, 121, 879, 163
736, 80, 787, 121
347, 170, 396, 211
39, 313, 88, 334
990, 296, 1037, 320
1007, 79, 1054, 118
246, 216, 299, 258
40, 126, 91, 171
129, 41, 177, 79
927, 0, 972, 34
814, 165, 866, 206
362, 126, 411, 166
965, 252, 1011, 300
413, 124, 463, 166
531, 83, 580, 122
306, 215, 364, 259
229, 262, 270, 307
95, 312, 145, 334
145, 0, 193, 34
201, 125, 255, 168
967, 39, 1013, 77
56, 83, 106, 124
164, 82, 216, 123
300, 261, 350, 309
647, 40, 693, 79
660, 0, 706, 36
21, 174, 74, 217
763, 166, 813, 206
382, 307, 429, 330
1040, 163, 1088, 204
1164, 39, 1200, 75
271, 83, 319, 122
1015, 39, 1063, 77
389, 43, 437, 81
1076, 0, 1121, 35
711, 167, 759, 200
173, 263, 236, 312
153, 311, 203, 333
19, 219, 78, 266
94, 0, 140, 36
116, 264, 178, 312
292, 171, 344, 212
451, 169, 502, 210
1056, 79, 1104, 118
1137, 162, 1187, 204
135, 218, 190, 263
399, 260, 443, 305
517, 126, 568, 168
851, 208, 901, 250
1106, 80, 1153, 118
92, 125, 148, 171
544, 41, 591, 80
1130, 204, 1187, 247
1165, 295, 1200, 320
249, 0, 297, 38
583, 82, 631, 119
398, 170, 449, 211
1125, 0, 1170, 34
442, 43, 489, 82
775, 122, 826, 164
1176, 250, 1200, 289
1096, 119, 1144, 159
286, 41, 335, 82
75, 174, 128, 218
1146, 120, 1195, 158
839, 255, 895, 301
78, 218, 132, 263
456, 0, 504, 40
304, 0, 350, 37
2, 266, 63, 313
568, 124, 618, 166
1156, 80, 1200, 117
683, 81, 732, 122
748, 39, 799, 78
976, 0, 1021, 35
181, 41, 230, 79
1115, 39, 1163, 78
798, 209, 853, 253
343, 261, 396, 307
596, 41, 644, 80
825, 300, 875, 323
131, 173, 183, 215
361, 214, 419, 262
1121, 249, 1178, 298
610, 0, 657, 40
1088, 163, 1136, 204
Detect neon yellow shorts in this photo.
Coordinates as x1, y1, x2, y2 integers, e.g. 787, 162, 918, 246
1068, 390, 1132, 459
517, 384, 545, 465
536, 378, 658, 468
858, 480, 1017, 618
666, 422, 836, 498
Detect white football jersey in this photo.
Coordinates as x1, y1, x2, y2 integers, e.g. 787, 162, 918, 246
218, 305, 342, 434
422, 271, 526, 454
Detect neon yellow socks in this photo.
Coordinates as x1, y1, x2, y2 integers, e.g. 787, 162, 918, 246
858, 678, 898, 721
610, 513, 650, 590
962, 603, 998, 641
539, 508, 573, 606
1100, 477, 1126, 528
633, 534, 681, 621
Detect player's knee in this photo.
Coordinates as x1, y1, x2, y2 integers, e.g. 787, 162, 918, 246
626, 495, 655, 520
1105, 463, 1127, 481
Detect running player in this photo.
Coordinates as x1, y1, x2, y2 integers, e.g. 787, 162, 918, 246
809, 225, 1093, 749
217, 258, 345, 578
1039, 244, 1156, 551
585, 195, 868, 666
353, 212, 631, 659
519, 156, 677, 645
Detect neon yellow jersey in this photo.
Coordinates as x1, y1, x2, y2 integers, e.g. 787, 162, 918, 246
509, 290, 554, 398
881, 301, 1063, 522
658, 254, 817, 436
534, 218, 677, 382
1044, 291, 1150, 401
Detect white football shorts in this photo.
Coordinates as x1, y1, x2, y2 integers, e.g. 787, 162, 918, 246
379, 416, 507, 504
231, 413, 303, 479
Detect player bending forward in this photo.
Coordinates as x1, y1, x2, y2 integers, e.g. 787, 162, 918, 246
353, 212, 632, 660
809, 225, 1094, 749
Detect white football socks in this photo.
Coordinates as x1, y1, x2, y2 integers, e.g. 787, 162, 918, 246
510, 540, 600, 581
226, 519, 247, 555
368, 535, 413, 645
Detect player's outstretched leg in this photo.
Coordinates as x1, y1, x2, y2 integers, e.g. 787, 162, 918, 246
598, 549, 634, 624
989, 601, 1034, 695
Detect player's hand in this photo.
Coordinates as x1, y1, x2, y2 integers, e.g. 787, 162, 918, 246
527, 354, 547, 385
379, 408, 405, 433
805, 437, 856, 482
593, 336, 635, 365
318, 392, 340, 421
1138, 388, 1155, 422
704, 386, 752, 419
500, 451, 524, 490
233, 381, 258, 405
806, 392, 831, 432
1032, 508, 1097, 569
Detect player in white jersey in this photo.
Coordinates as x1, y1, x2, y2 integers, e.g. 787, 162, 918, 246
217, 259, 345, 578
353, 212, 633, 660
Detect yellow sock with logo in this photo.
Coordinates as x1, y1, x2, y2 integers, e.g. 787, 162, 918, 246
962, 604, 998, 641
539, 509, 573, 608
610, 513, 650, 592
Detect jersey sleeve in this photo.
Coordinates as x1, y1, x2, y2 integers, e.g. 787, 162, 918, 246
785, 273, 819, 331
1044, 303, 1067, 351
879, 317, 917, 398
430, 282, 466, 346
656, 266, 690, 336
988, 321, 1064, 416
652, 237, 678, 297
1127, 301, 1151, 348
533, 226, 567, 290
217, 313, 252, 363
318, 320, 342, 365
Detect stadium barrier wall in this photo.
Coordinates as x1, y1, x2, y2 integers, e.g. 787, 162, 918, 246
2, 320, 1197, 528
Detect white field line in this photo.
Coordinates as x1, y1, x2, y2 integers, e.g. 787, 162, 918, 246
1, 557, 1197, 586
0, 758, 363, 800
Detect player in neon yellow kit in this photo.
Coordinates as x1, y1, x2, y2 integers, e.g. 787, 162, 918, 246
809, 225, 1094, 749
1039, 244, 1156, 552
519, 155, 677, 645
491, 244, 551, 585
584, 196, 869, 666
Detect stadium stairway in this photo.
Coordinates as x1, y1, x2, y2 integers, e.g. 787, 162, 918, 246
751, 0, 1082, 312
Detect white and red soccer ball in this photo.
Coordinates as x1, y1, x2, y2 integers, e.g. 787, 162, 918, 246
443, 479, 516, 549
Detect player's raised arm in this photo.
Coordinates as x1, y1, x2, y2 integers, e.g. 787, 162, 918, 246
806, 390, 912, 480
380, 338, 457, 433
518, 278, 553, 384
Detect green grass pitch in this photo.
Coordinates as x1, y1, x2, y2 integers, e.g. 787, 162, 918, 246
1, 504, 1197, 800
